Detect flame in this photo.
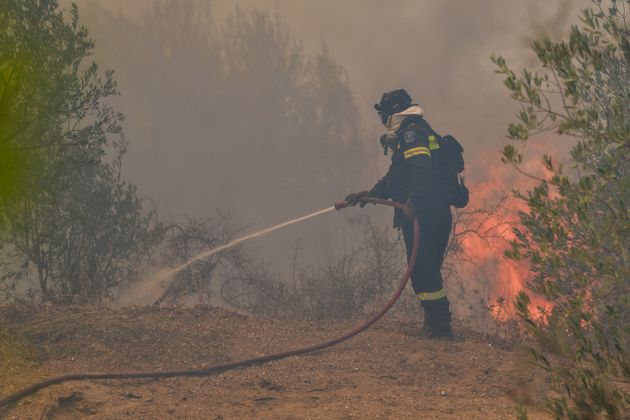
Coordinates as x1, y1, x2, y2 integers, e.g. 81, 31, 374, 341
455, 143, 557, 321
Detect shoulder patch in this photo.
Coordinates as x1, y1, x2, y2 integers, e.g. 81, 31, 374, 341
428, 135, 440, 150
403, 131, 416, 144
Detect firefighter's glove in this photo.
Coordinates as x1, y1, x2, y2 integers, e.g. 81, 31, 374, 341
402, 202, 416, 221
345, 191, 370, 207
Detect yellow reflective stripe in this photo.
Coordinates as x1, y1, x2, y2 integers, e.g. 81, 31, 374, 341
428, 135, 440, 150
417, 289, 447, 301
403, 146, 430, 159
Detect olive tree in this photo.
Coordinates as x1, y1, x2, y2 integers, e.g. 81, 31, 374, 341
493, 1, 630, 417
0, 0, 161, 301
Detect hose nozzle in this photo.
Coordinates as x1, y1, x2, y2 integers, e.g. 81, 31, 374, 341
334, 201, 350, 211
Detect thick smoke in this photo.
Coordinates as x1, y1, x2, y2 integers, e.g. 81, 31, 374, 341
75, 0, 588, 209
68, 0, 590, 314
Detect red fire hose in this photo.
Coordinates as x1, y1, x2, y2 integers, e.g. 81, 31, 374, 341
0, 198, 419, 410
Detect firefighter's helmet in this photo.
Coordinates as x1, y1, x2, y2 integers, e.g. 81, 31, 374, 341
374, 89, 413, 124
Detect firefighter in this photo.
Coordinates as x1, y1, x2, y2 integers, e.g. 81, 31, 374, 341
345, 89, 453, 338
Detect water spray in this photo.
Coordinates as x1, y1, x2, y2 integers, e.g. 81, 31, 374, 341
128, 206, 336, 306
161, 206, 335, 280
0, 198, 419, 411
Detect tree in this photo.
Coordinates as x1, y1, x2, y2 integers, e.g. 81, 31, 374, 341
494, 1, 630, 417
0, 0, 120, 207
0, 0, 160, 301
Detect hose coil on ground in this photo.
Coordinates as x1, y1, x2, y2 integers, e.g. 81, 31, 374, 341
0, 198, 419, 410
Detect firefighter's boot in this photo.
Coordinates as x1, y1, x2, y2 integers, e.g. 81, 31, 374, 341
422, 297, 453, 339
420, 305, 431, 335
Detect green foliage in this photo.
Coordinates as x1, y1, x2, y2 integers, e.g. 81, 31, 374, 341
495, 1, 630, 418
0, 1, 161, 301
0, 1, 111, 215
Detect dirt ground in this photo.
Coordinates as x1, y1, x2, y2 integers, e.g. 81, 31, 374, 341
0, 304, 550, 419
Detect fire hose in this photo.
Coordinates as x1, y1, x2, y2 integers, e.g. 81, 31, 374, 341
0, 197, 419, 410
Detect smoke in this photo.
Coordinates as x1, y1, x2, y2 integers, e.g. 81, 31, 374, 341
74, 0, 590, 185
66, 0, 590, 314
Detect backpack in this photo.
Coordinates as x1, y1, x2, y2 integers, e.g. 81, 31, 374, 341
436, 135, 469, 208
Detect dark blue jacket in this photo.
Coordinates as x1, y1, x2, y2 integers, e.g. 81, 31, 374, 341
369, 115, 447, 227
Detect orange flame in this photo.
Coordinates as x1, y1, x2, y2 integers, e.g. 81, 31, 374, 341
456, 144, 556, 320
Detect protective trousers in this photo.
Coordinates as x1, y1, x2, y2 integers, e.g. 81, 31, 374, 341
401, 205, 452, 336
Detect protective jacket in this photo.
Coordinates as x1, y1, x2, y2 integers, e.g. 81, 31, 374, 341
368, 106, 447, 227
368, 105, 453, 337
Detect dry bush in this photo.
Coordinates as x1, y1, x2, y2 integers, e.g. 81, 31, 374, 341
217, 205, 514, 333
151, 214, 244, 306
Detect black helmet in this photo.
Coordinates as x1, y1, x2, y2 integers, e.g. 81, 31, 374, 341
374, 89, 412, 124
